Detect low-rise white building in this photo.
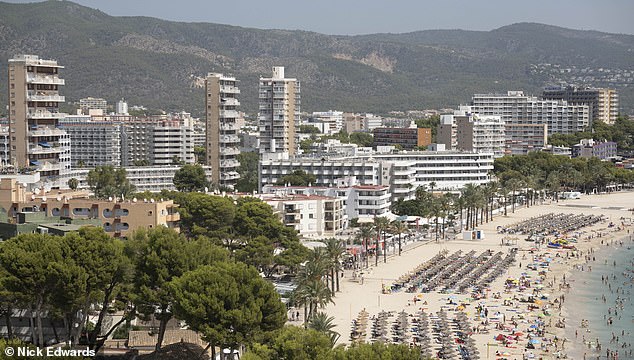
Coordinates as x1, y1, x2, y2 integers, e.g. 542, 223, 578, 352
262, 181, 391, 222
262, 193, 345, 238
67, 165, 213, 193
259, 151, 494, 202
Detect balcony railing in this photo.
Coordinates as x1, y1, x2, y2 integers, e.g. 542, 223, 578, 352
28, 111, 65, 119
26, 75, 65, 85
28, 94, 65, 102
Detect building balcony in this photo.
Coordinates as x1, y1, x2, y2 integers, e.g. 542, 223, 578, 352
29, 127, 67, 137
28, 145, 68, 155
220, 147, 240, 156
220, 159, 240, 168
28, 111, 65, 119
29, 95, 65, 102
221, 98, 240, 106
26, 75, 65, 85
219, 123, 237, 131
221, 171, 240, 180
220, 135, 240, 143
220, 85, 240, 94
219, 110, 239, 119
37, 161, 62, 172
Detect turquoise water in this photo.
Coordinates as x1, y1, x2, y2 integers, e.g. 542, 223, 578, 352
565, 236, 634, 360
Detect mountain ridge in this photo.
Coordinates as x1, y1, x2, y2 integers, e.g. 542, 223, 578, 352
0, 1, 632, 116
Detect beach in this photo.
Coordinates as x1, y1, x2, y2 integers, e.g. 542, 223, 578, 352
322, 191, 634, 360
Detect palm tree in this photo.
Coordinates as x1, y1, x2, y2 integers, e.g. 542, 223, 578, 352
308, 312, 340, 346
505, 177, 524, 213
322, 238, 345, 292
483, 181, 498, 223
294, 279, 334, 326
453, 193, 466, 232
373, 216, 391, 264
294, 248, 334, 327
390, 220, 409, 256
356, 224, 374, 269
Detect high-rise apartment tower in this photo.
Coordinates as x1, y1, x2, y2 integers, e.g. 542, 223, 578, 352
7, 55, 70, 183
258, 66, 301, 155
205, 73, 241, 189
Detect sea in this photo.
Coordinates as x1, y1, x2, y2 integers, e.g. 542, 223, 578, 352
564, 234, 634, 360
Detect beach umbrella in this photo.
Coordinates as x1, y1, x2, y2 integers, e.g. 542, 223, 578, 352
529, 338, 540, 344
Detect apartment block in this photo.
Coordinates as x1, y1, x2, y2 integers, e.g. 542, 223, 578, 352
471, 91, 590, 136
79, 97, 107, 115
262, 182, 391, 221
0, 178, 180, 237
67, 165, 213, 193
258, 67, 301, 155
542, 86, 619, 125
7, 55, 71, 185
205, 73, 241, 189
259, 151, 493, 201
438, 107, 505, 158
0, 125, 10, 168
305, 110, 344, 135
372, 127, 432, 149
262, 194, 344, 238
59, 115, 122, 167
504, 124, 548, 155
572, 139, 617, 160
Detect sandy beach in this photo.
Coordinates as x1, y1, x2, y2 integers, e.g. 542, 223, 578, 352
320, 191, 634, 359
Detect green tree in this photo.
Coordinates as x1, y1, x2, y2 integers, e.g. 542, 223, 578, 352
194, 145, 206, 164
60, 227, 131, 350
299, 125, 321, 134
308, 312, 340, 346
169, 263, 286, 359
173, 164, 210, 192
349, 132, 374, 147
236, 152, 259, 193
373, 216, 391, 264
126, 227, 191, 351
87, 166, 136, 199
356, 224, 375, 269
244, 326, 333, 360
67, 177, 79, 190
321, 238, 345, 292
176, 193, 236, 238
0, 234, 65, 346
332, 342, 425, 359
293, 248, 333, 326
276, 170, 317, 186
390, 220, 409, 256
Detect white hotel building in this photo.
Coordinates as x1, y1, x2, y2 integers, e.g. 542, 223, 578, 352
259, 151, 494, 201
471, 91, 591, 136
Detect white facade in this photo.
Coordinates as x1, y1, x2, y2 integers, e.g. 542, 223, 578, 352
262, 182, 391, 222
258, 67, 301, 155
439, 106, 506, 158
262, 194, 345, 238
59, 115, 122, 167
116, 99, 128, 115
306, 110, 344, 135
79, 97, 107, 115
259, 151, 494, 202
471, 91, 590, 135
67, 165, 213, 193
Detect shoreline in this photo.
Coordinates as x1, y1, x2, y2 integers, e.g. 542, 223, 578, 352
559, 235, 634, 360
322, 192, 634, 359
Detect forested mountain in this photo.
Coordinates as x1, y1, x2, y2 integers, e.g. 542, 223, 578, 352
1, 1, 632, 116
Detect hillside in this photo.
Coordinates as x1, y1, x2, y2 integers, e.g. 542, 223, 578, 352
0, 1, 633, 117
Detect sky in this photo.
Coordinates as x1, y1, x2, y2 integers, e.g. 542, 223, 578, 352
5, 0, 634, 35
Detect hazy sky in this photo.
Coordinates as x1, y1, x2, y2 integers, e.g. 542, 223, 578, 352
5, 0, 634, 35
